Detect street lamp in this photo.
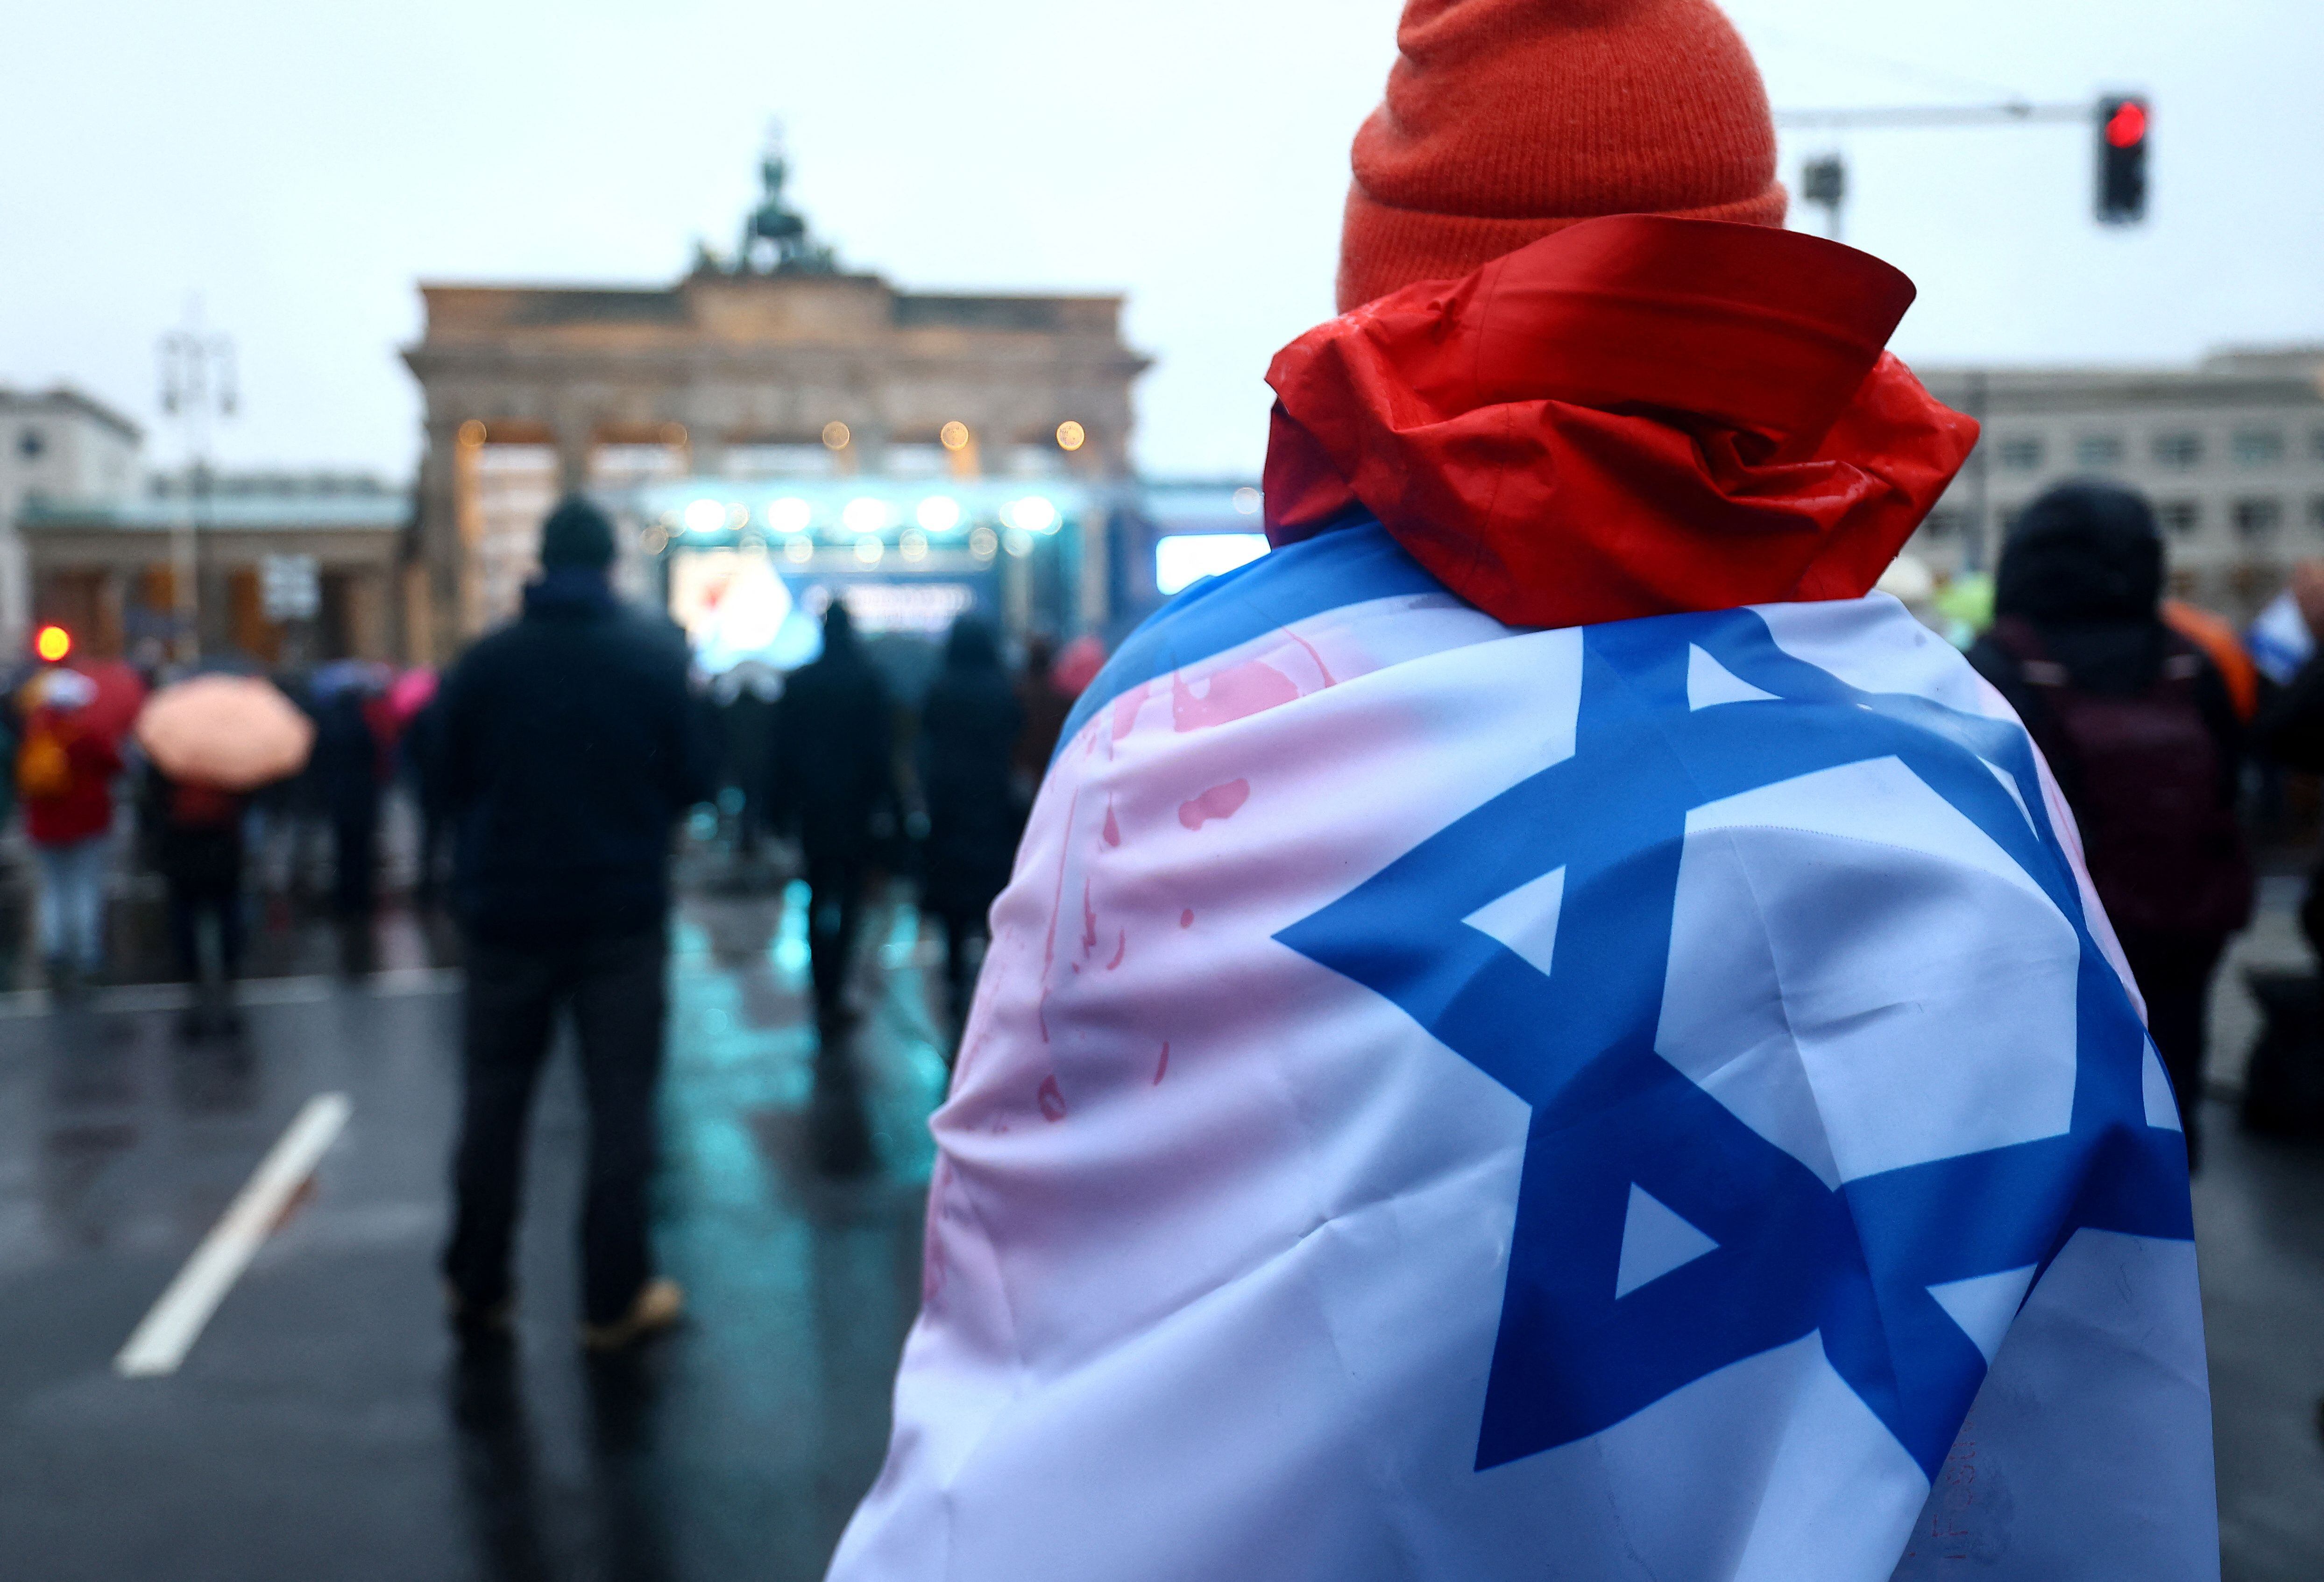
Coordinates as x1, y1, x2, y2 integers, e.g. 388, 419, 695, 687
157, 310, 237, 661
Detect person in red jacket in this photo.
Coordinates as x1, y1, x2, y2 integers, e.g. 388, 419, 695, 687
15, 669, 122, 992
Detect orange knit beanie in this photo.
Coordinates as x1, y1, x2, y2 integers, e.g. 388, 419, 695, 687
1338, 0, 1787, 312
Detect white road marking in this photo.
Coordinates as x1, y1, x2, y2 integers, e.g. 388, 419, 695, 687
114, 1093, 354, 1379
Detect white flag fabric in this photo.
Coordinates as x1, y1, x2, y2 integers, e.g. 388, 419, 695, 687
829, 521, 2216, 1582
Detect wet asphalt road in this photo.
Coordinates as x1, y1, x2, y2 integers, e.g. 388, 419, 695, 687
0, 877, 944, 1582
0, 867, 2322, 1580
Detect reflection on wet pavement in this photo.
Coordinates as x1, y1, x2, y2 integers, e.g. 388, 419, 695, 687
0, 876, 946, 1581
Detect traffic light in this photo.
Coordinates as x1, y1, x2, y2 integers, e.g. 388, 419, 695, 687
33, 624, 71, 663
2097, 95, 2150, 225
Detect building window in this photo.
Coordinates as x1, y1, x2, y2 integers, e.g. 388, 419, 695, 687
2234, 497, 2284, 539
16, 426, 43, 460
1997, 436, 2045, 471
2233, 429, 2286, 466
2152, 432, 2203, 468
2075, 434, 2125, 468
2157, 501, 2201, 536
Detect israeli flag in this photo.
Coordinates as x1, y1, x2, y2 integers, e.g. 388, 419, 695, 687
830, 522, 2215, 1582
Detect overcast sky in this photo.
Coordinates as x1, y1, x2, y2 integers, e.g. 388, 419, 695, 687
3, 0, 2318, 480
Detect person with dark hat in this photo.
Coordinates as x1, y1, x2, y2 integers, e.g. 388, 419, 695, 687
1970, 480, 2253, 1167
433, 496, 710, 1350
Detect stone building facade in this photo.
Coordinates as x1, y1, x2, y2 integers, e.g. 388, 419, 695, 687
400, 266, 1148, 658
0, 387, 142, 654
19, 472, 408, 664
1908, 347, 2324, 621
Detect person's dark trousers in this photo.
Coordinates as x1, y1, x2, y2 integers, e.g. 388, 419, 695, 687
2117, 926, 2229, 1170
442, 926, 669, 1327
933, 905, 986, 1022
166, 877, 245, 982
416, 804, 449, 902
803, 854, 866, 1022
333, 809, 378, 916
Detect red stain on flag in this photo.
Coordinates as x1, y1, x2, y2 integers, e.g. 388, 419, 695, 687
1178, 780, 1251, 830
1172, 660, 1300, 731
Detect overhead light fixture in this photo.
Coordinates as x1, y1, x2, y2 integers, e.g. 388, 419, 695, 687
843, 497, 890, 535
916, 495, 962, 532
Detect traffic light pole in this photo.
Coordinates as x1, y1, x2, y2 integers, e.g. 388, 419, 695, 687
1773, 96, 2150, 566
1776, 103, 2091, 131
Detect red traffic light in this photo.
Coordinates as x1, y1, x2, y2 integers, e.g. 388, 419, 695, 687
33, 624, 71, 663
2104, 100, 2148, 149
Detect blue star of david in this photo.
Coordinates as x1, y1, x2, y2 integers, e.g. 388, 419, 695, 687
1275, 606, 2192, 1478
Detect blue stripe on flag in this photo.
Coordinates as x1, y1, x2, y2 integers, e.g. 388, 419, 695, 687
1057, 519, 1447, 757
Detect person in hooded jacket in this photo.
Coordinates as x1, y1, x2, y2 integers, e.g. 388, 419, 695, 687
1968, 481, 2252, 1165
917, 616, 1023, 1028
767, 600, 897, 1029
826, 1, 2218, 1576
433, 497, 710, 1353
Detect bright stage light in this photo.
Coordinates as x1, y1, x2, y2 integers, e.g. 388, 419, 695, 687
1003, 496, 1058, 533
767, 496, 812, 534
916, 495, 961, 532
843, 497, 890, 534
683, 498, 727, 534
1155, 532, 1268, 595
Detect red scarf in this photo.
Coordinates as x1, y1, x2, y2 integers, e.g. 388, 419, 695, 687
1263, 215, 1979, 630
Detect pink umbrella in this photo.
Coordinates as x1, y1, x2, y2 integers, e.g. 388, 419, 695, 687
135, 674, 315, 791
387, 666, 439, 727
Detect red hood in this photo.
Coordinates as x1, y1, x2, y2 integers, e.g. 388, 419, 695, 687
1263, 215, 1979, 630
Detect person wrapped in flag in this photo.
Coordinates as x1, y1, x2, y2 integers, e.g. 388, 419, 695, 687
830, 0, 2217, 1577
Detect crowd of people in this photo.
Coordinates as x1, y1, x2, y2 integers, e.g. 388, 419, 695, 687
1, 495, 1087, 1347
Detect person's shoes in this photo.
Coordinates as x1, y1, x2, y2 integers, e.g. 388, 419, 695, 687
443, 1280, 514, 1345
580, 1277, 684, 1354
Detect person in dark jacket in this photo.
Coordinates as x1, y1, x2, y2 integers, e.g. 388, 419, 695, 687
147, 767, 251, 1037
1969, 480, 2252, 1164
1011, 634, 1073, 802
433, 497, 709, 1351
402, 690, 452, 903
918, 617, 1024, 1029
768, 601, 896, 1029
310, 676, 385, 918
